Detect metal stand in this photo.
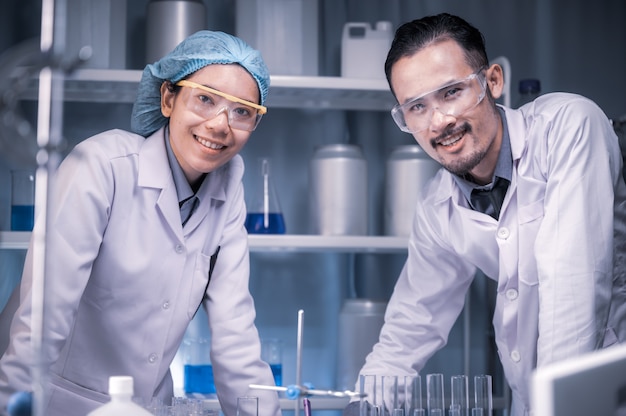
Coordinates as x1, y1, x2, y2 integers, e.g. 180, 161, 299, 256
250, 309, 365, 415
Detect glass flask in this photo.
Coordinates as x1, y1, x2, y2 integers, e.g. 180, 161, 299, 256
11, 169, 35, 231
245, 158, 286, 234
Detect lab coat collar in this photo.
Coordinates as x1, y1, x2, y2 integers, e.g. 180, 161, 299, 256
137, 126, 227, 203
499, 104, 527, 163
137, 126, 172, 190
136, 126, 230, 238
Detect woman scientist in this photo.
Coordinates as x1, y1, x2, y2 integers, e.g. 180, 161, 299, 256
0, 31, 281, 416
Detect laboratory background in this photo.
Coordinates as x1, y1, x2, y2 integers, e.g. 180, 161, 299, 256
0, 0, 625, 414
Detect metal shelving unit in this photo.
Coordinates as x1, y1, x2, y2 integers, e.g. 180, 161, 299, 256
17, 69, 396, 111
4, 71, 405, 255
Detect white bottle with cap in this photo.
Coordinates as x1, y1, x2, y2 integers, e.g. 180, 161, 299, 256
87, 376, 152, 415
341, 21, 393, 79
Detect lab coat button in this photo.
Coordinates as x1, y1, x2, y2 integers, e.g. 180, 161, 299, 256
175, 244, 184, 254
162, 301, 170, 310
510, 350, 521, 362
148, 353, 158, 363
506, 289, 518, 300
497, 227, 510, 239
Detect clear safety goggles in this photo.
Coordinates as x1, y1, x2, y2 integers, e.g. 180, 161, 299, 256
391, 68, 488, 134
176, 80, 267, 132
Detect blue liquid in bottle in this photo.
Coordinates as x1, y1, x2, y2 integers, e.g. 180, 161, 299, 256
183, 364, 216, 394
11, 205, 34, 231
245, 212, 286, 234
270, 363, 283, 386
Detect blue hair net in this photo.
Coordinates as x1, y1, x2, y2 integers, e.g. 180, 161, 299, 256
131, 30, 270, 137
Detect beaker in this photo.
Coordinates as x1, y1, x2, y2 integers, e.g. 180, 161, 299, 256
261, 338, 283, 386
236, 396, 258, 416
11, 169, 35, 231
182, 337, 215, 395
245, 158, 285, 234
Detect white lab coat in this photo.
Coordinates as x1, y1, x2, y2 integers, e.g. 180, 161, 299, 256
0, 127, 281, 416
358, 93, 626, 416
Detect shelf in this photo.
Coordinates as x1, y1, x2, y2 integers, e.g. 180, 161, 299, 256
17, 68, 396, 111
0, 231, 408, 253
0, 231, 30, 250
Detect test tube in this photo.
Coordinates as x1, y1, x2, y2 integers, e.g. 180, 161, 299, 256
472, 375, 493, 416
405, 375, 425, 416
360, 375, 379, 416
450, 375, 469, 416
393, 409, 405, 416
426, 373, 444, 416
382, 375, 399, 413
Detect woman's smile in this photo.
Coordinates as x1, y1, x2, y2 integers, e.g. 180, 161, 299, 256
194, 133, 226, 151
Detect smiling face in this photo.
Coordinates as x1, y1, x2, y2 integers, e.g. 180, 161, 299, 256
390, 39, 504, 184
161, 63, 260, 186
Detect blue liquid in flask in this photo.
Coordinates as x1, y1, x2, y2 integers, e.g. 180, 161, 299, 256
11, 205, 34, 231
270, 363, 283, 386
245, 212, 286, 234
184, 364, 216, 394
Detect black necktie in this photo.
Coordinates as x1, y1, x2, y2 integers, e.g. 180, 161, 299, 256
470, 177, 510, 220
179, 196, 198, 226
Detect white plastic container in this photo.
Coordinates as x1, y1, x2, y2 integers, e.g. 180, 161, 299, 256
87, 376, 152, 415
341, 21, 393, 79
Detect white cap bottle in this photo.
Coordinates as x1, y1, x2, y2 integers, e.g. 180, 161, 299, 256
87, 376, 153, 415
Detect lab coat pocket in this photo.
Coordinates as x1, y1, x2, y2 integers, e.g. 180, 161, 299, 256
518, 198, 545, 286
47, 373, 108, 415
518, 198, 544, 225
188, 247, 220, 318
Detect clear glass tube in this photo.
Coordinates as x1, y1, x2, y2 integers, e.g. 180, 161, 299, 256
473, 375, 493, 416
382, 375, 399, 412
426, 373, 444, 416
393, 409, 405, 416
450, 375, 469, 416
404, 375, 423, 415
360, 375, 378, 416
236, 396, 258, 416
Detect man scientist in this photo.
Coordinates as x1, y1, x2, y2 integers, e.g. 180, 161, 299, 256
347, 12, 626, 416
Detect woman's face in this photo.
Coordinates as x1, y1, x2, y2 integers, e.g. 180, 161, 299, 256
161, 63, 260, 186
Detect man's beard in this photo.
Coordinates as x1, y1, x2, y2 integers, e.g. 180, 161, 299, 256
444, 146, 487, 177
432, 122, 489, 177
